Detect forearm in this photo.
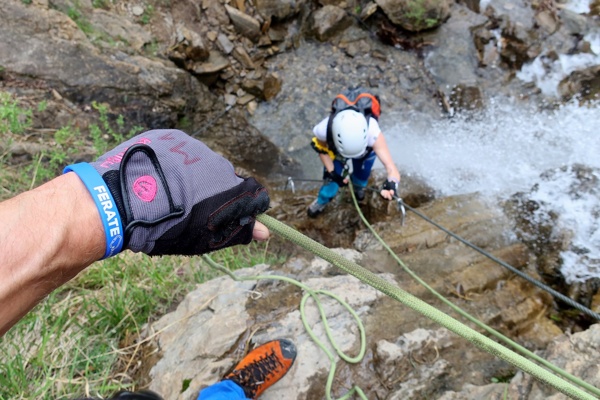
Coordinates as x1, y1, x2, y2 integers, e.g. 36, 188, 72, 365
0, 173, 104, 335
318, 153, 335, 172
384, 164, 401, 182
373, 134, 400, 182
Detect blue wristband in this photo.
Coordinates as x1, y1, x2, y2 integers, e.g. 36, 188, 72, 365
63, 162, 124, 259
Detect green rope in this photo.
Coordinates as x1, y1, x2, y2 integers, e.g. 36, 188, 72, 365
346, 183, 600, 397
202, 255, 368, 400
256, 213, 599, 400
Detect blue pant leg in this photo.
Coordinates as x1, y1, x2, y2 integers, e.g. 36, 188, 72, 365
316, 159, 346, 204
317, 181, 339, 204
351, 151, 376, 187
197, 380, 248, 400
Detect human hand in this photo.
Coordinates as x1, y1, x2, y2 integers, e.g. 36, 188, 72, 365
64, 129, 270, 258
324, 170, 348, 187
380, 179, 398, 200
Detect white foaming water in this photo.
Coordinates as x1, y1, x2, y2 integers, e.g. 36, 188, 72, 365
384, 98, 600, 282
563, 0, 591, 14
517, 30, 600, 97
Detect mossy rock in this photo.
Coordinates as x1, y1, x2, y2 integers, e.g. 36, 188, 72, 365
376, 0, 451, 32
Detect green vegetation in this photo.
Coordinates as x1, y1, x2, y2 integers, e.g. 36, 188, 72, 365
404, 0, 440, 30
89, 101, 140, 155
144, 39, 160, 57
92, 0, 111, 9
62, 2, 129, 48
491, 372, 515, 383
0, 92, 32, 135
140, 4, 155, 25
67, 6, 94, 36
0, 91, 283, 399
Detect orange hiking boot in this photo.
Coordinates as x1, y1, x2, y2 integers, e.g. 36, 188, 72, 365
224, 339, 297, 399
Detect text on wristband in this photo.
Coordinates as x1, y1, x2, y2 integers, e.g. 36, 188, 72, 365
93, 185, 122, 237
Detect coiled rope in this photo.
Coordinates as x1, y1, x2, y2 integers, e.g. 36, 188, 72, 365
202, 254, 368, 399
256, 213, 599, 400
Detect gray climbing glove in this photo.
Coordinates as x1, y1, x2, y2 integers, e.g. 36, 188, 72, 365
64, 129, 269, 258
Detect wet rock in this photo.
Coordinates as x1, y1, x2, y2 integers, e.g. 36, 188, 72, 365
309, 5, 353, 42
170, 25, 210, 63
591, 0, 600, 16
422, 4, 487, 98
376, 0, 451, 32
231, 45, 256, 69
558, 8, 590, 35
190, 50, 230, 84
342, 39, 371, 57
202, 0, 231, 26
507, 164, 600, 309
535, 9, 559, 34
216, 33, 235, 54
224, 4, 261, 42
360, 2, 379, 19
482, 0, 541, 69
236, 93, 255, 105
558, 65, 600, 103
241, 72, 282, 101
448, 84, 485, 114
447, 244, 528, 295
255, 0, 305, 20
267, 25, 288, 42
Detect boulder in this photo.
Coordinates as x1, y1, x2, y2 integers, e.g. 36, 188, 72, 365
376, 0, 451, 32
310, 5, 353, 42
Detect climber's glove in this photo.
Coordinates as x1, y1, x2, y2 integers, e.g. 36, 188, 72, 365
324, 170, 348, 187
381, 178, 399, 199
64, 129, 269, 259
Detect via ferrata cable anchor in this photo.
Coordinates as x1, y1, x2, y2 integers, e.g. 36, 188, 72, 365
396, 197, 406, 226
285, 176, 296, 193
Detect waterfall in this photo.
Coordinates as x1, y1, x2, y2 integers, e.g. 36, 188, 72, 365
384, 98, 600, 282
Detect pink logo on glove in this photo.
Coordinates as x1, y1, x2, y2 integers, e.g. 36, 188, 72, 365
133, 175, 158, 202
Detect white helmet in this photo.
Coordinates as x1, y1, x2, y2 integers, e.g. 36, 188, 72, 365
331, 110, 368, 158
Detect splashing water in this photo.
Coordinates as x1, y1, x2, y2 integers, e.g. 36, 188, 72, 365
384, 98, 600, 282
517, 30, 600, 97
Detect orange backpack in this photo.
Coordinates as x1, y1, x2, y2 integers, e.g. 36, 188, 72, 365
330, 88, 381, 121
326, 88, 381, 156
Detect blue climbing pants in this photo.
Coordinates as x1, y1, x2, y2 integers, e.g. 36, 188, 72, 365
197, 379, 247, 400
317, 151, 376, 205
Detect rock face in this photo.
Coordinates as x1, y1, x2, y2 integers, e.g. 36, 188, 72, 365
145, 192, 586, 399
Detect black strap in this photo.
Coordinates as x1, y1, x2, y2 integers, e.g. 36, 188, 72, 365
118, 144, 184, 238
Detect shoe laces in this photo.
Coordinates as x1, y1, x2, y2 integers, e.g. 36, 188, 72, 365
231, 349, 284, 397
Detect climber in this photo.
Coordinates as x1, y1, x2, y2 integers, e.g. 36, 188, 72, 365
307, 87, 401, 217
